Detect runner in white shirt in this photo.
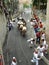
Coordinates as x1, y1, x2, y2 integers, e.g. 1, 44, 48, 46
37, 45, 44, 57
27, 38, 35, 47
31, 49, 41, 65
42, 39, 48, 54
11, 57, 17, 65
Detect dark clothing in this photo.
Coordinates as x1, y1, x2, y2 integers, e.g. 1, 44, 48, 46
36, 32, 40, 44
36, 32, 40, 38
34, 24, 38, 33
7, 22, 12, 31
4, 8, 8, 18
36, 37, 40, 44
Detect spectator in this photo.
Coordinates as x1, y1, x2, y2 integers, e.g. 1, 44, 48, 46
41, 32, 46, 40
36, 31, 41, 44
39, 22, 43, 28
42, 39, 48, 54
30, 19, 36, 26
33, 14, 39, 22
34, 24, 38, 33
0, 54, 3, 65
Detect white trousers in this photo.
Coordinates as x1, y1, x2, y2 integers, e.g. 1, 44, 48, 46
31, 57, 38, 65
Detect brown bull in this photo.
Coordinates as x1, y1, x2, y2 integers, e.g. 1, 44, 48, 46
22, 26, 27, 36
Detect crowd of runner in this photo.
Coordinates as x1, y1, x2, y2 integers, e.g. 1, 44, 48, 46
30, 13, 48, 65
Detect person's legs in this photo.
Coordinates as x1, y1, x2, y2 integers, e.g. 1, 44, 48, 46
36, 60, 38, 65
31, 60, 34, 62
38, 37, 40, 44
36, 37, 40, 44
31, 57, 35, 63
34, 28, 38, 33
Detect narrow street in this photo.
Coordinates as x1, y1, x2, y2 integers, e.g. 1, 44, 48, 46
0, 0, 49, 65
3, 13, 47, 65
3, 27, 47, 65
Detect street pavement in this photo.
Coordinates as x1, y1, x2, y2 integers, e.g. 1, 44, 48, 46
0, 13, 7, 65
3, 12, 47, 65
0, 14, 7, 48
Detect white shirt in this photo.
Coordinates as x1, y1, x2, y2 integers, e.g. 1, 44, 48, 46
37, 46, 44, 53
33, 52, 40, 60
10, 20, 15, 27
37, 46, 44, 57
30, 22, 35, 26
11, 61, 17, 65
42, 40, 48, 50
41, 33, 46, 40
27, 38, 34, 44
42, 40, 46, 46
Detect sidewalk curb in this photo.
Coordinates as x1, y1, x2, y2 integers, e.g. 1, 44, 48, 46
42, 56, 49, 65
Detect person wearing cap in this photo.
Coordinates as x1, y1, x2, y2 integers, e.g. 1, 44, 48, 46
31, 49, 41, 65
11, 57, 17, 65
